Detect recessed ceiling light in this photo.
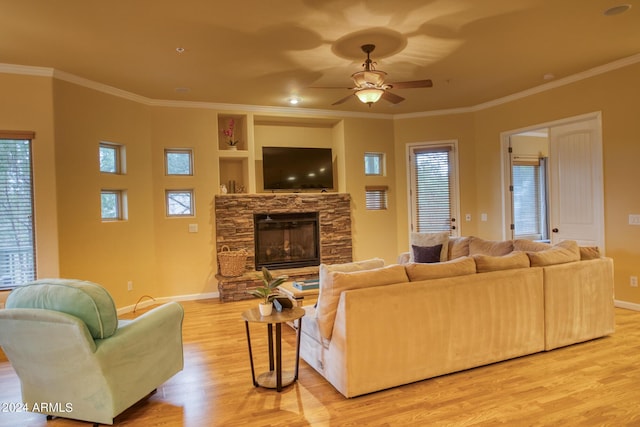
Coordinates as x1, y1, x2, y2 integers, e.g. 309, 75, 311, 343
603, 4, 631, 16
288, 96, 301, 105
543, 73, 555, 81
175, 87, 190, 93
176, 47, 186, 54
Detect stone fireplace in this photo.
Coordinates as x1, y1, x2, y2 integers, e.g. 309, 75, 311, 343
214, 193, 352, 301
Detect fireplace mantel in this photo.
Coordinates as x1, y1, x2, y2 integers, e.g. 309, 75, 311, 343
214, 193, 352, 301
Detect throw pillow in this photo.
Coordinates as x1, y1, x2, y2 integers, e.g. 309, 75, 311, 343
468, 237, 514, 256
527, 240, 580, 267
405, 256, 476, 281
410, 232, 449, 262
473, 251, 530, 273
448, 236, 471, 260
411, 244, 443, 264
580, 246, 601, 260
316, 264, 409, 340
513, 239, 551, 252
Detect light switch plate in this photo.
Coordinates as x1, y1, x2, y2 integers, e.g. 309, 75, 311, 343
629, 214, 640, 225
188, 224, 198, 233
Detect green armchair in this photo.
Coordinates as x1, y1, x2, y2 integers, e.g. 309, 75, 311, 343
0, 279, 184, 425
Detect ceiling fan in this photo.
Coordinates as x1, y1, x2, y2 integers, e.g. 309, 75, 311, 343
330, 44, 433, 106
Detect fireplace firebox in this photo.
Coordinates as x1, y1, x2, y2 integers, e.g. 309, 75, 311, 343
254, 212, 320, 270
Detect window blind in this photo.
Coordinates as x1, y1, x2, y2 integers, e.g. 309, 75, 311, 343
413, 147, 453, 233
0, 137, 36, 288
512, 157, 547, 240
365, 186, 388, 210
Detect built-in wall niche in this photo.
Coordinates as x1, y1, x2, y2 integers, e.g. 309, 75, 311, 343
217, 114, 247, 151
253, 117, 340, 193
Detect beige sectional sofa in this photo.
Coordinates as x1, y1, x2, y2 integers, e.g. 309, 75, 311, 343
299, 236, 615, 398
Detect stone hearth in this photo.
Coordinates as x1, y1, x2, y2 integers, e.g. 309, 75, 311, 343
214, 193, 352, 301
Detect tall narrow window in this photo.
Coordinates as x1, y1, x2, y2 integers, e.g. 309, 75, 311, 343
408, 142, 459, 235
0, 133, 36, 288
512, 157, 548, 240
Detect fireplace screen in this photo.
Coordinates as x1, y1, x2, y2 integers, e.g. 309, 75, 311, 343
254, 212, 320, 270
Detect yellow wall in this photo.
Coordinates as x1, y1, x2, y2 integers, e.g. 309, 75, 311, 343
150, 107, 220, 299
343, 118, 397, 263
52, 80, 157, 306
1, 59, 639, 308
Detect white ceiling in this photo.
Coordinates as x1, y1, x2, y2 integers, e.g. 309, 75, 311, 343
1, 0, 638, 115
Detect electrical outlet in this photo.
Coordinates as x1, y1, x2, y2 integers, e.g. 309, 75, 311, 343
127, 281, 133, 291
481, 213, 488, 222
465, 214, 472, 222
631, 276, 638, 288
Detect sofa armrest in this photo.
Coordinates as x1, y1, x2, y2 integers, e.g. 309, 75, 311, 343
94, 302, 184, 414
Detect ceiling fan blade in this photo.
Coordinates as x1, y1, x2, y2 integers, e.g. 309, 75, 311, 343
381, 91, 405, 104
388, 79, 433, 89
332, 93, 355, 105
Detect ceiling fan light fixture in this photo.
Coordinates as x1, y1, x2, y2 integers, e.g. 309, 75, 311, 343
356, 88, 384, 105
352, 70, 387, 87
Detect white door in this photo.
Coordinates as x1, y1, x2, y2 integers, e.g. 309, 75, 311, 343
548, 117, 604, 249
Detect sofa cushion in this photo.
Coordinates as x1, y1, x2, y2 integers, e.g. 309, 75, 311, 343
316, 264, 409, 340
405, 256, 476, 281
6, 279, 118, 339
513, 239, 551, 252
469, 237, 514, 256
448, 236, 471, 260
411, 244, 443, 264
473, 251, 530, 273
527, 240, 580, 267
410, 232, 449, 262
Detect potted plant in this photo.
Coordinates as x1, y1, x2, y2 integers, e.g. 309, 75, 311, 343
222, 118, 239, 150
248, 267, 288, 316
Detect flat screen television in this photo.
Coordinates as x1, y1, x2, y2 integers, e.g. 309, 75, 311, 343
262, 147, 334, 191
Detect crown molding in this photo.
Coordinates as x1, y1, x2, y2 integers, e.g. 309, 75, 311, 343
3, 52, 640, 120
0, 63, 53, 77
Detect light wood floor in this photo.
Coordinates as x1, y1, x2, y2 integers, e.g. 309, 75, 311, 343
1, 299, 640, 426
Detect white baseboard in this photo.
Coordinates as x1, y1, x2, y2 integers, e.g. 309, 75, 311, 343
614, 299, 640, 311
117, 291, 220, 315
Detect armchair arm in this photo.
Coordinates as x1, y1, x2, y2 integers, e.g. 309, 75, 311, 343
94, 302, 184, 415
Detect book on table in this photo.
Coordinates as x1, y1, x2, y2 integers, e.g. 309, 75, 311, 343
293, 279, 319, 290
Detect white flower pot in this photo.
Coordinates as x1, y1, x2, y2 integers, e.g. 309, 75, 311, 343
258, 302, 273, 316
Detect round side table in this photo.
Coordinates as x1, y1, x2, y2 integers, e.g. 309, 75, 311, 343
241, 306, 305, 392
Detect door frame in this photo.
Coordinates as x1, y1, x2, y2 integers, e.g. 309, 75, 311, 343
500, 111, 604, 248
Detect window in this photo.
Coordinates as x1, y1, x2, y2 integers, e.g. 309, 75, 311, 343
364, 152, 385, 176
408, 142, 459, 235
99, 142, 124, 174
512, 157, 548, 240
365, 186, 388, 210
101, 190, 127, 221
165, 149, 193, 175
166, 190, 194, 216
0, 133, 36, 288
